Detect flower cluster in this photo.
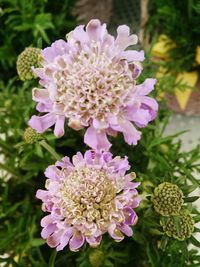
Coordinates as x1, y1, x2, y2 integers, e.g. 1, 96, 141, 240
29, 19, 158, 150
160, 210, 195, 241
36, 150, 140, 251
151, 182, 184, 216
16, 47, 41, 81
23, 127, 41, 144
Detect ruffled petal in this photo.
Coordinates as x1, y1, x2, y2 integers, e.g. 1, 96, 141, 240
45, 165, 60, 180
69, 230, 85, 251
120, 50, 145, 62
42, 40, 69, 63
115, 25, 138, 50
29, 113, 56, 133
137, 78, 157, 96
123, 207, 137, 225
128, 109, 151, 128
41, 223, 57, 239
86, 236, 102, 247
118, 224, 133, 237
47, 230, 63, 248
108, 224, 124, 242
120, 121, 141, 145
140, 97, 158, 112
86, 19, 106, 42
93, 118, 109, 129
32, 88, 49, 102
71, 25, 89, 44
54, 115, 65, 137
84, 126, 111, 151
56, 227, 73, 251
72, 152, 85, 169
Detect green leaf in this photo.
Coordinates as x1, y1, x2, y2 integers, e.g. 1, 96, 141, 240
184, 196, 199, 203
190, 236, 200, 248
31, 238, 46, 247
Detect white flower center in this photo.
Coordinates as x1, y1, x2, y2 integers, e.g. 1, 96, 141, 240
53, 42, 134, 123
58, 168, 119, 230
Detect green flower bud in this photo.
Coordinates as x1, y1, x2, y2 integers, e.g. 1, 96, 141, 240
152, 182, 184, 216
159, 144, 169, 154
160, 210, 195, 241
16, 47, 41, 81
89, 249, 104, 267
23, 127, 41, 144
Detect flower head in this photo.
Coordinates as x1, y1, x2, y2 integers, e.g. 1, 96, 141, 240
151, 182, 184, 216
89, 249, 105, 267
23, 127, 41, 144
17, 47, 41, 81
36, 150, 140, 251
160, 210, 195, 241
29, 19, 158, 150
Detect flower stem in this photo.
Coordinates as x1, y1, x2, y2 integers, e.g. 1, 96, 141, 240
39, 140, 61, 161
49, 250, 57, 267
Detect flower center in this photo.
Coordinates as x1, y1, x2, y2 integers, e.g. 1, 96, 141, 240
54, 42, 134, 123
59, 168, 117, 228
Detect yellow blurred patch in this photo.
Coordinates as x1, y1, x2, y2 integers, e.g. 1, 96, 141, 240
152, 35, 176, 60
195, 46, 200, 65
175, 71, 198, 110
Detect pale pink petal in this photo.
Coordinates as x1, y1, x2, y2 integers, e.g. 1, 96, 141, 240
69, 231, 85, 251
41, 223, 57, 239
118, 224, 133, 237
127, 109, 151, 127
36, 102, 53, 112
71, 25, 89, 44
120, 121, 141, 145
86, 236, 102, 247
120, 50, 145, 62
47, 230, 63, 248
115, 25, 138, 50
84, 126, 111, 151
29, 113, 56, 133
42, 40, 69, 63
56, 227, 73, 251
45, 165, 60, 180
93, 118, 109, 129
123, 207, 137, 225
41, 214, 56, 227
137, 78, 157, 96
108, 224, 124, 241
54, 115, 65, 137
140, 97, 158, 112
36, 189, 48, 201
32, 88, 49, 102
72, 152, 85, 169
86, 19, 106, 42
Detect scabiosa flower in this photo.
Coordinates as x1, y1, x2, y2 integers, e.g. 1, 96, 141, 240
23, 127, 41, 144
160, 210, 195, 241
16, 47, 41, 81
36, 150, 140, 251
151, 182, 184, 216
29, 19, 158, 150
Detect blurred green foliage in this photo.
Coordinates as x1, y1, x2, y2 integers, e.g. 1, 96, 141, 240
0, 0, 76, 81
148, 0, 200, 72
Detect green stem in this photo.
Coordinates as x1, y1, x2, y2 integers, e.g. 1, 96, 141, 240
49, 250, 57, 267
39, 140, 61, 161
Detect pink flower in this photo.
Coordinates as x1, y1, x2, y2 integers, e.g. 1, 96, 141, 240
29, 19, 158, 150
36, 150, 140, 251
